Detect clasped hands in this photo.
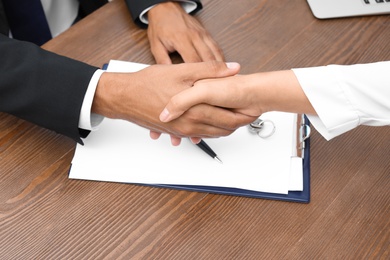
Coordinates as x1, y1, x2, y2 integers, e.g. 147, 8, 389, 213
92, 61, 258, 146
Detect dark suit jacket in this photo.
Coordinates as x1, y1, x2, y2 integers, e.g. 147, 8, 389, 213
0, 0, 202, 144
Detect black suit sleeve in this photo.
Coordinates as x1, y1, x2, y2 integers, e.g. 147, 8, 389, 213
124, 0, 202, 28
77, 0, 109, 19
0, 34, 98, 144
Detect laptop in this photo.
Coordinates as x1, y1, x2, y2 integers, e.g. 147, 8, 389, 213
307, 0, 390, 19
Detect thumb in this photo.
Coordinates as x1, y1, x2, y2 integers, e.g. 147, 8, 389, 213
159, 107, 175, 122
159, 62, 241, 122
159, 86, 207, 122
187, 61, 240, 81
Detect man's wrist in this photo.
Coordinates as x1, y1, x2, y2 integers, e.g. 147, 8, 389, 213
140, 1, 198, 24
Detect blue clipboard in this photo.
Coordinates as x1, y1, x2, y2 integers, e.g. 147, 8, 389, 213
145, 138, 310, 203
144, 118, 311, 203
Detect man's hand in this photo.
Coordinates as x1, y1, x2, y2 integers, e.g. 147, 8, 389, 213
147, 1, 224, 64
92, 61, 254, 145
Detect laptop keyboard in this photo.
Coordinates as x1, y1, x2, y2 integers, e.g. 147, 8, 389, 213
363, 0, 390, 4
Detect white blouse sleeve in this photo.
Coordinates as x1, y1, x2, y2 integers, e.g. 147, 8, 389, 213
292, 61, 390, 140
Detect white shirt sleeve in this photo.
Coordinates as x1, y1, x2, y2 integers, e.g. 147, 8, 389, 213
78, 69, 105, 131
41, 0, 79, 37
139, 0, 198, 25
292, 61, 390, 140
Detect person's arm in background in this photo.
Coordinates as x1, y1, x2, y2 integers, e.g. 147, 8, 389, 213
124, 0, 224, 64
125, 0, 225, 142
159, 61, 390, 140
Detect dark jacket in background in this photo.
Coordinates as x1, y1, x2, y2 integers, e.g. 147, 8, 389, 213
0, 0, 202, 143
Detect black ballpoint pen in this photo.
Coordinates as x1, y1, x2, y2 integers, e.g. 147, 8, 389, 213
196, 139, 223, 163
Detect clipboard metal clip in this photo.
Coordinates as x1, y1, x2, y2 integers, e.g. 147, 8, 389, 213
248, 118, 276, 139
296, 114, 311, 159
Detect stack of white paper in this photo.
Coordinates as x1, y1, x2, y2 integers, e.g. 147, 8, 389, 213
69, 60, 303, 194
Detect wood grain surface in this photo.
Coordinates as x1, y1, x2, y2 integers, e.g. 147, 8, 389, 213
0, 0, 389, 259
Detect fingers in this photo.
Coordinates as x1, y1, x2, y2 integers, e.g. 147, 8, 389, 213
150, 130, 183, 147
150, 131, 162, 140
151, 42, 173, 65
181, 61, 240, 84
180, 42, 224, 63
159, 105, 254, 138
190, 137, 201, 144
153, 36, 223, 64
159, 86, 210, 122
170, 135, 182, 146
146, 3, 225, 64
202, 38, 225, 62
170, 33, 225, 63
175, 42, 203, 63
149, 104, 252, 139
158, 104, 256, 141
191, 33, 225, 62
150, 130, 182, 146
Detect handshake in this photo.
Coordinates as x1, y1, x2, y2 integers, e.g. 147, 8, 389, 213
92, 61, 259, 146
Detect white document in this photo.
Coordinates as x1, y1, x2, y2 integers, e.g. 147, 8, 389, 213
69, 60, 303, 194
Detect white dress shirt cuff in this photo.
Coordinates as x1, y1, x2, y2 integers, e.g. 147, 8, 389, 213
139, 1, 198, 24
78, 69, 105, 131
293, 61, 390, 140
292, 66, 359, 140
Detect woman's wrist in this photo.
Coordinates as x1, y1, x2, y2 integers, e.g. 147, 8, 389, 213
252, 70, 316, 115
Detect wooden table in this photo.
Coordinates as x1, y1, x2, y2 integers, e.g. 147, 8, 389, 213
1, 0, 389, 258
